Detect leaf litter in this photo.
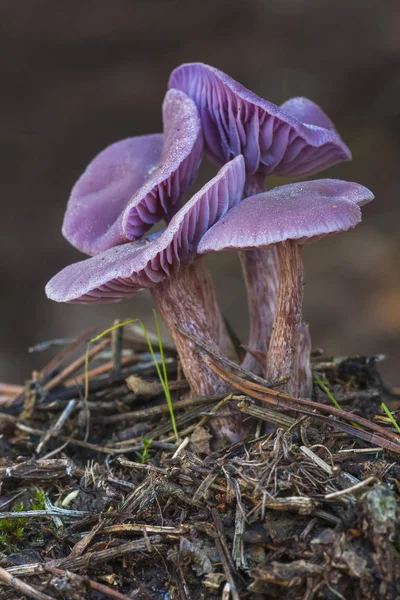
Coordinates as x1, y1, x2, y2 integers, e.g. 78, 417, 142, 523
0, 320, 399, 600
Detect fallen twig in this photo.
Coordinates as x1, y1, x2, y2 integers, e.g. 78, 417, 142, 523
44, 338, 110, 391
45, 566, 133, 600
0, 565, 56, 600
200, 350, 400, 453
7, 535, 163, 575
212, 509, 240, 600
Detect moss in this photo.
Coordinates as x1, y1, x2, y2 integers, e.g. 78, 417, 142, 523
30, 488, 46, 511
0, 502, 26, 552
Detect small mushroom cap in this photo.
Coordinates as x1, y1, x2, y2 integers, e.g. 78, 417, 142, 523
46, 156, 245, 304
62, 89, 203, 256
198, 179, 374, 254
168, 63, 351, 176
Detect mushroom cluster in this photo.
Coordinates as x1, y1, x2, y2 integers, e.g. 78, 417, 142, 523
168, 64, 354, 377
46, 63, 374, 439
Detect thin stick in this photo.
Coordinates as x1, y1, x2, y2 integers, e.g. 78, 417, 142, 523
44, 339, 110, 391
325, 476, 376, 499
36, 399, 77, 454
336, 447, 383, 455
68, 520, 105, 559
15, 423, 176, 455
99, 523, 184, 536
56, 534, 162, 571
171, 437, 190, 459
39, 327, 95, 379
45, 567, 132, 600
41, 435, 74, 460
0, 508, 89, 520
65, 354, 138, 386
0, 565, 56, 600
7, 536, 163, 576
0, 382, 24, 396
11, 328, 95, 407
118, 457, 167, 474
95, 394, 216, 424
211, 509, 240, 600
202, 353, 400, 448
223, 317, 246, 362
175, 325, 285, 388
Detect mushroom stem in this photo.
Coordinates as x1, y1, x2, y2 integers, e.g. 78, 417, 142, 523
150, 259, 230, 396
265, 241, 304, 396
239, 175, 279, 373
240, 246, 279, 372
151, 259, 243, 442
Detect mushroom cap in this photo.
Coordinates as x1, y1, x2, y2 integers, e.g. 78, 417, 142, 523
279, 97, 335, 130
168, 63, 351, 176
197, 179, 374, 253
46, 156, 245, 304
62, 89, 204, 256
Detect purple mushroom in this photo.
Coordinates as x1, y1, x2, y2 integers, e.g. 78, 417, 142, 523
46, 156, 246, 441
169, 63, 351, 372
198, 179, 374, 396
62, 89, 204, 256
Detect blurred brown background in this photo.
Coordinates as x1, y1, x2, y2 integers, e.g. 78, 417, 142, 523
1, 0, 399, 384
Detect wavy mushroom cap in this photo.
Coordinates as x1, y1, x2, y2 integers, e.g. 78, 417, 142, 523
198, 179, 374, 253
62, 89, 204, 256
279, 97, 335, 130
46, 156, 245, 304
169, 63, 351, 177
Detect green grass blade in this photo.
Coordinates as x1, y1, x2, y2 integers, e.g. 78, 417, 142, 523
153, 309, 178, 440
314, 375, 362, 430
313, 376, 343, 410
381, 402, 400, 434
84, 317, 179, 441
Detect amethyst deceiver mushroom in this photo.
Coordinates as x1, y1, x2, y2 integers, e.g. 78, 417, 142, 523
169, 63, 351, 371
62, 89, 203, 256
46, 156, 246, 440
198, 179, 374, 396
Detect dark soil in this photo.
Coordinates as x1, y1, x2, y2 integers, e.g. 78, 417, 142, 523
0, 325, 399, 600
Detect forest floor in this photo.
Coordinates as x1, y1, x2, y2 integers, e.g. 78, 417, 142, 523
0, 323, 399, 600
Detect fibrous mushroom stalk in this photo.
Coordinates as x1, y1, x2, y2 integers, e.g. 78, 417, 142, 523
151, 259, 230, 396
240, 245, 279, 372
240, 175, 279, 373
265, 241, 304, 396
151, 259, 243, 442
